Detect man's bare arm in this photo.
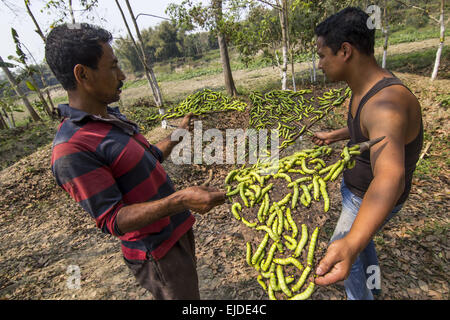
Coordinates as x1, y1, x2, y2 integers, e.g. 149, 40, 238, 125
116, 186, 226, 234
155, 113, 193, 160
315, 100, 407, 285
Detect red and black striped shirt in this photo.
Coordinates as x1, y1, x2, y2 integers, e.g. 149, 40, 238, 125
51, 104, 194, 261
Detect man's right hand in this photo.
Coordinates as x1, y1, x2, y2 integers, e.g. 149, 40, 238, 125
181, 186, 226, 214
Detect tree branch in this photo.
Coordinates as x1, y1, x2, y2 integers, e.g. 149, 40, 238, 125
256, 0, 281, 10
393, 0, 440, 23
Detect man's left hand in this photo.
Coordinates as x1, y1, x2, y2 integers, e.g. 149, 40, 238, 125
314, 237, 358, 286
179, 112, 194, 131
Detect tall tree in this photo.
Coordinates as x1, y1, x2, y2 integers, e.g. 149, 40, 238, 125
0, 56, 41, 121
431, 0, 445, 81
115, 0, 167, 128
167, 0, 238, 96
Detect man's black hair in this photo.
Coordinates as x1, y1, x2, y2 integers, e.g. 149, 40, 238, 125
315, 7, 375, 56
45, 23, 113, 90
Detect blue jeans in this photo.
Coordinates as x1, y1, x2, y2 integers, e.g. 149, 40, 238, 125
330, 181, 403, 300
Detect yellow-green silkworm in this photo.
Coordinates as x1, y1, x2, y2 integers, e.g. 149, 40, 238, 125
291, 265, 312, 292
289, 281, 315, 300
307, 227, 320, 267
276, 265, 293, 297
294, 224, 308, 258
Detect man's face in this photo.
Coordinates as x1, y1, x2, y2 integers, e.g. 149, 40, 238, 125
317, 36, 344, 82
86, 42, 126, 104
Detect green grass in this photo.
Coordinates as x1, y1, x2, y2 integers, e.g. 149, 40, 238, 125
382, 46, 449, 77
375, 25, 448, 47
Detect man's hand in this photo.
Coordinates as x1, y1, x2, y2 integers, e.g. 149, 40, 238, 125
181, 185, 226, 214
314, 237, 358, 286
179, 112, 194, 131
312, 131, 335, 146
312, 128, 350, 146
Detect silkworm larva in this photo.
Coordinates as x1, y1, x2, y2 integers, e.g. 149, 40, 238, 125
241, 217, 258, 228
283, 235, 298, 251
231, 202, 242, 220
277, 193, 292, 207
291, 265, 312, 292
261, 262, 276, 278
300, 184, 311, 205
269, 271, 280, 291
256, 225, 280, 242
319, 178, 329, 212
257, 275, 267, 291
285, 208, 298, 239
291, 183, 299, 208
289, 281, 315, 300
251, 233, 269, 265
276, 265, 293, 297
239, 184, 248, 208
276, 208, 284, 236
294, 224, 308, 258
224, 169, 238, 185
266, 207, 278, 227
257, 198, 266, 223
323, 160, 342, 182
268, 281, 277, 300
307, 227, 320, 267
330, 161, 344, 182
312, 175, 320, 201
273, 257, 304, 271
273, 172, 292, 183
261, 241, 278, 272
301, 158, 316, 174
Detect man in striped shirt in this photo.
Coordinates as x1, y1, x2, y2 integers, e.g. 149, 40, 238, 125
46, 23, 226, 299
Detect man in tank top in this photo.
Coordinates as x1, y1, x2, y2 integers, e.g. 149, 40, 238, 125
311, 7, 423, 299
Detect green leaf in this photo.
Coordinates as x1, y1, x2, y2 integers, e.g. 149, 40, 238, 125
0, 61, 17, 68
25, 80, 37, 91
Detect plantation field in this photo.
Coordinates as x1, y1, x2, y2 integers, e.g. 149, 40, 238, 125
0, 36, 448, 300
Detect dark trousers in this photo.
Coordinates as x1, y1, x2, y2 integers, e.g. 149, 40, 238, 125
124, 228, 200, 300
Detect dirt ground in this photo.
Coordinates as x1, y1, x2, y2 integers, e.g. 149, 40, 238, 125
0, 69, 449, 300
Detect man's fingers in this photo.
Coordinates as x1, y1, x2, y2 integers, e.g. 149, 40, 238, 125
314, 268, 345, 286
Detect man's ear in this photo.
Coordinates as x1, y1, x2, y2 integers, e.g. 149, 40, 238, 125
73, 64, 89, 86
340, 42, 353, 61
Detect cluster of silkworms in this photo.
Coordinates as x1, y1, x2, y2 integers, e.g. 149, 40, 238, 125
248, 87, 352, 151
225, 144, 360, 300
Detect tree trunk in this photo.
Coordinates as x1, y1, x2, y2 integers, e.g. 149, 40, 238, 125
68, 0, 76, 24
24, 0, 47, 43
217, 33, 237, 96
431, 0, 445, 81
1, 108, 14, 128
0, 56, 41, 121
0, 110, 6, 129
311, 51, 317, 83
116, 0, 167, 128
382, 1, 389, 69
278, 1, 288, 90
212, 0, 238, 96
291, 51, 296, 92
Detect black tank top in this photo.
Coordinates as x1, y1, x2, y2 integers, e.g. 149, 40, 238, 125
343, 76, 423, 205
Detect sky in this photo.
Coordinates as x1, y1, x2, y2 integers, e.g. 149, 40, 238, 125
0, 0, 186, 66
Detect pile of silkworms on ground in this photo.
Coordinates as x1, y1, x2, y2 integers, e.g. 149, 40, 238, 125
248, 87, 351, 151
225, 144, 360, 300
146, 88, 248, 121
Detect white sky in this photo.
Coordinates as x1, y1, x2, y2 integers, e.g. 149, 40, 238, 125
0, 0, 186, 66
